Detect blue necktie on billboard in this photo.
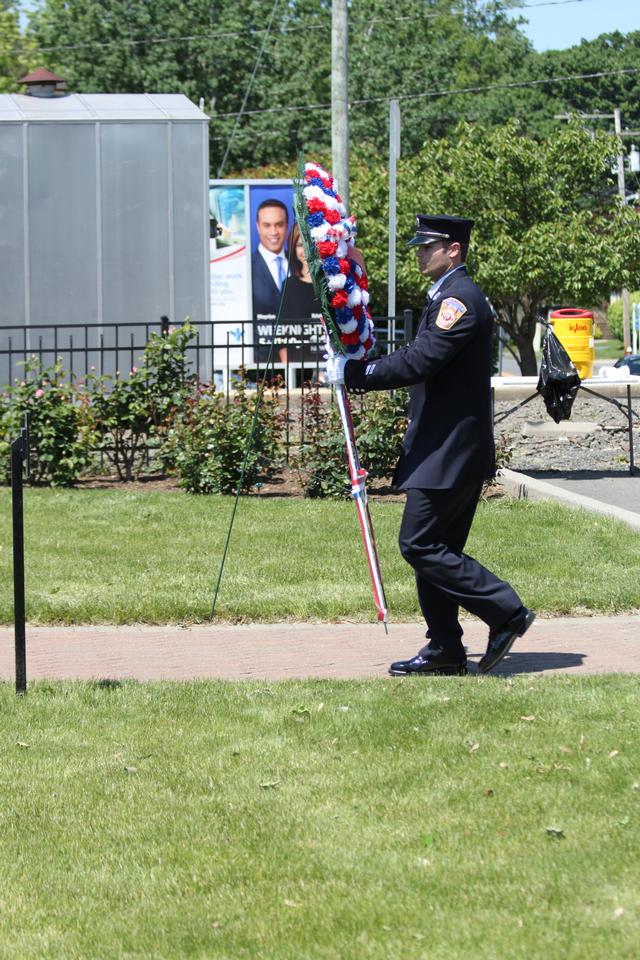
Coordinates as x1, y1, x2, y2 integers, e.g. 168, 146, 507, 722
276, 255, 286, 290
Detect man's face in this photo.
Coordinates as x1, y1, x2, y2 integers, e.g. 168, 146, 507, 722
256, 205, 288, 253
416, 241, 454, 282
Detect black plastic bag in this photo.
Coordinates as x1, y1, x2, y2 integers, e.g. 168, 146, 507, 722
536, 322, 580, 423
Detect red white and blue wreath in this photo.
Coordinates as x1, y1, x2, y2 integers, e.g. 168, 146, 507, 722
293, 157, 389, 628
295, 160, 376, 360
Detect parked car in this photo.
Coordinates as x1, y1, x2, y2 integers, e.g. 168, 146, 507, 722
614, 354, 640, 375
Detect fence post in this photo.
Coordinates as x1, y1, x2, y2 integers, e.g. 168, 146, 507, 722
11, 416, 29, 695
161, 315, 170, 338
403, 309, 414, 342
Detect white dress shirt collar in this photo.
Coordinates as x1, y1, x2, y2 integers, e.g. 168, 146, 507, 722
258, 243, 285, 264
428, 264, 465, 300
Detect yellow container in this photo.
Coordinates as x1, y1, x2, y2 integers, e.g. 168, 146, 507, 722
550, 309, 595, 379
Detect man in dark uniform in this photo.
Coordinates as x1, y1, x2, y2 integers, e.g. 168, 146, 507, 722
325, 214, 535, 675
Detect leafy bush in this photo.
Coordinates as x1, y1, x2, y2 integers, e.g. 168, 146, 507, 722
355, 389, 408, 480
294, 387, 348, 498
0, 357, 95, 486
88, 324, 195, 481
163, 376, 285, 494
295, 386, 408, 499
608, 292, 640, 341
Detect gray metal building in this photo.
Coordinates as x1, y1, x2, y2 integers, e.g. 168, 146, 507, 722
0, 92, 210, 384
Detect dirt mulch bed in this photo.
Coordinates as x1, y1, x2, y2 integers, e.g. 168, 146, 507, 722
74, 470, 503, 502
76, 474, 183, 493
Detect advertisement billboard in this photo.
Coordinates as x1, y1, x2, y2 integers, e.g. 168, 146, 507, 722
210, 178, 324, 378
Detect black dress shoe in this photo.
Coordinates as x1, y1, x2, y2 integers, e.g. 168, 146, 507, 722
479, 607, 536, 674
389, 654, 468, 677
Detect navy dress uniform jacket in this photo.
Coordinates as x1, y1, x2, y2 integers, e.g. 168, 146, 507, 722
344, 266, 495, 490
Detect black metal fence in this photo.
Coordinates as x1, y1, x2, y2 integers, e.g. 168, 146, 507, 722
0, 311, 415, 393
1, 312, 415, 458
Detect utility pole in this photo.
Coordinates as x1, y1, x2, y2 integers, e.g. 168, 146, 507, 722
331, 0, 349, 209
388, 99, 400, 323
556, 109, 635, 352
614, 108, 631, 353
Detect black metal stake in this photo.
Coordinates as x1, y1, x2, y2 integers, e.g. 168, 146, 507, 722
403, 308, 414, 342
11, 418, 29, 695
581, 385, 640, 476
628, 384, 635, 475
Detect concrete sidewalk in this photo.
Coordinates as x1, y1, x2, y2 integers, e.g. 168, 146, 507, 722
524, 471, 640, 515
501, 469, 640, 529
1, 616, 639, 681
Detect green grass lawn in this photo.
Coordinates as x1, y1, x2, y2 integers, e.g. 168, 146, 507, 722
0, 489, 638, 623
594, 338, 625, 360
1, 677, 638, 959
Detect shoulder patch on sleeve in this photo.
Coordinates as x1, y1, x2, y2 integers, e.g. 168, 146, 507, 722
435, 297, 467, 330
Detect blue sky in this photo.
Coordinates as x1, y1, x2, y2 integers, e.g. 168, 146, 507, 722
514, 0, 640, 51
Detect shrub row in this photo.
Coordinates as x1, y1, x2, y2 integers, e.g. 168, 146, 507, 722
0, 326, 410, 497
162, 378, 286, 495
295, 386, 408, 498
607, 291, 640, 342
1, 325, 195, 486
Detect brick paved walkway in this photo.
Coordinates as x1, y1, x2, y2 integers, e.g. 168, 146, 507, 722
1, 615, 639, 681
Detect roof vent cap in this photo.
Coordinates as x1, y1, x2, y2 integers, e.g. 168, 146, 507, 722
19, 68, 67, 98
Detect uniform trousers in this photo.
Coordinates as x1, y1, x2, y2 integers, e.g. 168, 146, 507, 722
398, 482, 523, 663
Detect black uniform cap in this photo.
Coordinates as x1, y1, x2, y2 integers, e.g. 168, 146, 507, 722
407, 214, 474, 247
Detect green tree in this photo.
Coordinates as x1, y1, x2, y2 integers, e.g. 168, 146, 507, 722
531, 31, 640, 134
27, 0, 546, 173
0, 1, 36, 91
27, 0, 332, 171
346, 0, 540, 155
352, 121, 640, 373
608, 291, 640, 342
27, 0, 222, 95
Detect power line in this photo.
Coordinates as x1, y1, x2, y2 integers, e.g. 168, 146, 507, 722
17, 28, 265, 56
210, 66, 640, 121
13, 0, 596, 57
356, 65, 640, 107
207, 104, 515, 143
516, 0, 593, 6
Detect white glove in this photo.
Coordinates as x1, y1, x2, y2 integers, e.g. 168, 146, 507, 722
324, 354, 348, 386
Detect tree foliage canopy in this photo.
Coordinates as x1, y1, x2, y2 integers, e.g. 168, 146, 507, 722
352, 122, 640, 372
20, 1, 640, 373
25, 0, 640, 174
0, 1, 35, 91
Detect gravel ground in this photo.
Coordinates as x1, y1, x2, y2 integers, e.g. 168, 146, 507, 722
495, 393, 637, 473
